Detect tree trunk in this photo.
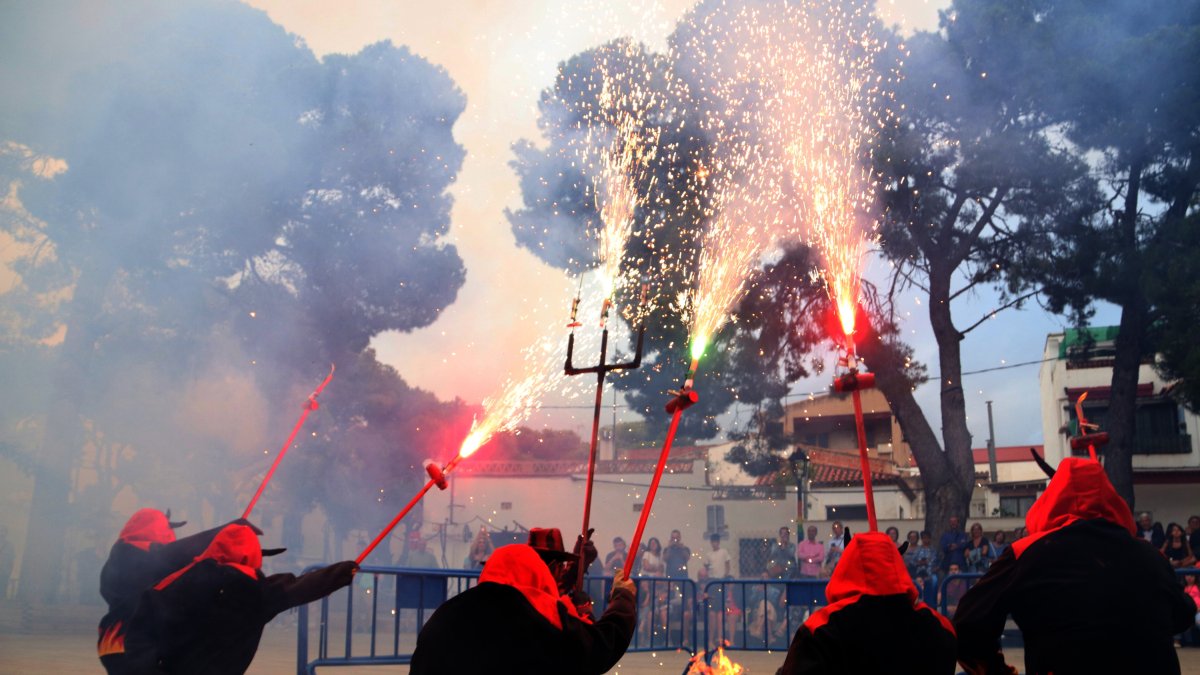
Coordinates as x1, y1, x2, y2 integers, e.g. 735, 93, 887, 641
925, 266, 975, 539
20, 261, 116, 602
859, 334, 971, 546
1104, 160, 1145, 509
1106, 293, 1146, 508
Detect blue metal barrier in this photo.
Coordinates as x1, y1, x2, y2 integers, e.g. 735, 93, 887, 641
626, 576, 700, 653
296, 566, 1200, 673
296, 566, 479, 675
936, 572, 984, 616
702, 578, 828, 653
296, 568, 698, 673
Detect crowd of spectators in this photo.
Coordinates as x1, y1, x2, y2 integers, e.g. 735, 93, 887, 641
382, 513, 1200, 652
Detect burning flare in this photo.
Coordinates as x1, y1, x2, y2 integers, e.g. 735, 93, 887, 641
686, 647, 745, 675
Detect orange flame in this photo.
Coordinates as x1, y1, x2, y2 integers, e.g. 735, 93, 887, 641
836, 291, 858, 341
97, 621, 125, 657
686, 647, 745, 674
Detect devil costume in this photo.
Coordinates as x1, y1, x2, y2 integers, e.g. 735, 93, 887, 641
776, 531, 957, 675
98, 509, 235, 674
121, 524, 357, 674
410, 544, 636, 675
954, 458, 1197, 675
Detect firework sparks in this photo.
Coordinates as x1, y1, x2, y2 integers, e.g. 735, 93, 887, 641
668, 0, 895, 346
586, 44, 663, 303
457, 327, 568, 458
671, 4, 795, 362
769, 0, 893, 337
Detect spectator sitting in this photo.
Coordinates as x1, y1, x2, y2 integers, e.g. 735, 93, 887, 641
1162, 522, 1197, 569
662, 530, 691, 579
938, 516, 968, 574
796, 526, 825, 579
942, 563, 968, 615
1137, 512, 1166, 549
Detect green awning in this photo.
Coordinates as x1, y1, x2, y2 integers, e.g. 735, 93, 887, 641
1058, 325, 1119, 359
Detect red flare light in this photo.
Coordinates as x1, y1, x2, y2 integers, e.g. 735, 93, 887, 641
825, 302, 872, 349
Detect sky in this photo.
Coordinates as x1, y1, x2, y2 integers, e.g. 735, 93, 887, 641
244, 0, 1106, 449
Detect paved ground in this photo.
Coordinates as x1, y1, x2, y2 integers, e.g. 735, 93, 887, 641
3, 619, 1200, 674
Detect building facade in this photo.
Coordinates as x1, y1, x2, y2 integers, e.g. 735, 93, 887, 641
1039, 328, 1200, 524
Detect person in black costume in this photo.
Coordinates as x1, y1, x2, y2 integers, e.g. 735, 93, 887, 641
98, 509, 239, 674
776, 530, 957, 674
122, 523, 357, 674
527, 526, 598, 619
410, 543, 636, 674
954, 457, 1197, 675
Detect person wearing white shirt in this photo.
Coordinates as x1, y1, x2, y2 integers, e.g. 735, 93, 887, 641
703, 534, 731, 578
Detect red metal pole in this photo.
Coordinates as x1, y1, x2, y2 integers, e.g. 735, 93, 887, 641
623, 405, 685, 580
576, 330, 609, 591
621, 364, 699, 579
850, 386, 878, 532
356, 454, 466, 565
242, 365, 335, 520
357, 478, 436, 565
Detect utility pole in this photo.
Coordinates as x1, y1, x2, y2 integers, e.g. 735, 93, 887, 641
986, 400, 998, 483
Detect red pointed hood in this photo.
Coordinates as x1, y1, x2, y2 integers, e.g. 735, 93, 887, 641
480, 544, 566, 629
824, 532, 916, 604
118, 509, 176, 551
804, 532, 924, 631
1012, 457, 1135, 557
155, 524, 261, 589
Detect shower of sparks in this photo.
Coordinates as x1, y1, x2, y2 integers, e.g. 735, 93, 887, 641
583, 42, 663, 303
768, 0, 895, 339
457, 317, 572, 459
671, 3, 795, 362
667, 0, 896, 351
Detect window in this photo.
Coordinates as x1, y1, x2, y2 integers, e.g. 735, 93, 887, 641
706, 505, 726, 538
799, 430, 830, 448
1067, 400, 1190, 455
738, 538, 771, 577
999, 495, 1037, 518
826, 504, 867, 520
500, 501, 512, 510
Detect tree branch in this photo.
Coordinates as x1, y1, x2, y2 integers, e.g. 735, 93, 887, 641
959, 288, 1042, 335
953, 186, 1010, 263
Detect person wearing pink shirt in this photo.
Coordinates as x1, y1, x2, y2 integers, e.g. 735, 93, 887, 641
795, 525, 825, 579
